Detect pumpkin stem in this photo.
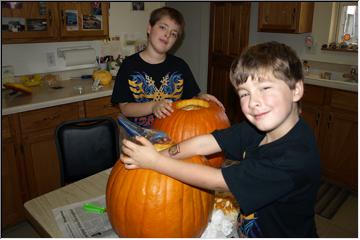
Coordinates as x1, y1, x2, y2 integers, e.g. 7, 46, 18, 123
175, 99, 210, 111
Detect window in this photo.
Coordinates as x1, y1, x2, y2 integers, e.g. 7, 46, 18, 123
336, 2, 358, 44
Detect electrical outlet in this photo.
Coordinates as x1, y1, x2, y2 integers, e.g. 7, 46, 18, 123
46, 52, 56, 67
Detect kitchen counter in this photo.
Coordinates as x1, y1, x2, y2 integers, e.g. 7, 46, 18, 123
2, 76, 357, 116
304, 74, 357, 92
2, 78, 115, 115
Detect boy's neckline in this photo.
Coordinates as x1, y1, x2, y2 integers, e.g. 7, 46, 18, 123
139, 51, 167, 64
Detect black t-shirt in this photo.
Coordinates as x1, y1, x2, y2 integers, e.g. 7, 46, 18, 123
212, 118, 321, 237
111, 52, 200, 128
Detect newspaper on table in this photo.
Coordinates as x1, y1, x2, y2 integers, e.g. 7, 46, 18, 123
52, 195, 117, 238
53, 194, 239, 238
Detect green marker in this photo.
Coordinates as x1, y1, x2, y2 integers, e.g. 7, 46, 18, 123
83, 203, 106, 214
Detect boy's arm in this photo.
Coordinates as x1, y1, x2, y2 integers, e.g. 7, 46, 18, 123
119, 99, 173, 119
161, 134, 221, 159
121, 136, 229, 191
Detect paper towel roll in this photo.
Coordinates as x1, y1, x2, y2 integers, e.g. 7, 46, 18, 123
63, 48, 96, 66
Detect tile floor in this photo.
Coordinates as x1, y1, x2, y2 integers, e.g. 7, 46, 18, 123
1, 195, 358, 238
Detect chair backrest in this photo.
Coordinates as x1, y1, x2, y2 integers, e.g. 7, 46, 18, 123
55, 116, 119, 186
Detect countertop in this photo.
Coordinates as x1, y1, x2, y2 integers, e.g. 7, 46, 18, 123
2, 78, 115, 115
2, 76, 357, 116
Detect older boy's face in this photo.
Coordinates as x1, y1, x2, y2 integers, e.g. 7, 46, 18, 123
236, 72, 303, 137
147, 16, 180, 54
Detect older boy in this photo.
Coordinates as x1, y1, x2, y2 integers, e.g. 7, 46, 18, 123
121, 41, 321, 237
111, 7, 222, 128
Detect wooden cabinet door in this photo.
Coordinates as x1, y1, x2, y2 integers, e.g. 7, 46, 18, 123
208, 2, 250, 123
1, 115, 26, 228
19, 103, 83, 198
84, 96, 119, 120
301, 104, 322, 142
21, 130, 61, 199
58, 2, 109, 41
258, 2, 314, 33
2, 2, 59, 43
319, 109, 358, 191
258, 2, 298, 32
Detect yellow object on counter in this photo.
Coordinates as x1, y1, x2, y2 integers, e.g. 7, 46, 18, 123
3, 82, 32, 94
92, 70, 112, 86
20, 74, 42, 87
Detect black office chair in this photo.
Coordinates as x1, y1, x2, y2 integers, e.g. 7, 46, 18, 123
55, 116, 120, 186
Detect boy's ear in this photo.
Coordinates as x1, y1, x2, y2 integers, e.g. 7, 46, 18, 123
292, 80, 304, 102
146, 24, 152, 35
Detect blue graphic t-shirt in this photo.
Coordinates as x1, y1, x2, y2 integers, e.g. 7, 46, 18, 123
111, 52, 200, 128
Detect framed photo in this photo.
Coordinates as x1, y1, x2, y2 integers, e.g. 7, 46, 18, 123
65, 10, 78, 31
2, 17, 25, 32
91, 2, 102, 15
83, 15, 102, 30
27, 19, 47, 31
132, 2, 144, 11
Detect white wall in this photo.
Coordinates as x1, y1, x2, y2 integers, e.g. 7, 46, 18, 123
1, 2, 164, 77
166, 2, 210, 93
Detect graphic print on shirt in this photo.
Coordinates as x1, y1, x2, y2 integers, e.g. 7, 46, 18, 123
238, 212, 263, 237
128, 71, 184, 127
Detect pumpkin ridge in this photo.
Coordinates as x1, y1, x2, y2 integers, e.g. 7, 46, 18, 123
123, 169, 138, 236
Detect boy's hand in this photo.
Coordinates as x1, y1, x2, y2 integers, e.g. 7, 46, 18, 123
121, 136, 160, 169
198, 93, 225, 111
152, 99, 173, 119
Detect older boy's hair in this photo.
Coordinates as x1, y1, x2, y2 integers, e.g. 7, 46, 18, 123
149, 7, 185, 37
230, 41, 303, 89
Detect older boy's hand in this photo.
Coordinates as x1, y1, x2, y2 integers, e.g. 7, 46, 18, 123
152, 99, 174, 119
121, 136, 159, 169
198, 93, 225, 111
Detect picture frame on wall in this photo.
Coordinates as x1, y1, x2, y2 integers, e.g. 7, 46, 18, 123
132, 2, 144, 11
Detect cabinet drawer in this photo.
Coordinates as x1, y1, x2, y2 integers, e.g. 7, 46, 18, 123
19, 103, 81, 134
85, 96, 119, 118
303, 84, 326, 105
330, 89, 357, 112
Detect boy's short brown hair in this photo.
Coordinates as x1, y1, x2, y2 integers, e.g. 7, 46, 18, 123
149, 7, 185, 37
230, 41, 303, 89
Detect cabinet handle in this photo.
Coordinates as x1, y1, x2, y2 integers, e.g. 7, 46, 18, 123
327, 113, 332, 129
292, 8, 296, 26
48, 10, 52, 26
61, 10, 65, 25
264, 16, 269, 24
316, 111, 320, 126
104, 104, 114, 108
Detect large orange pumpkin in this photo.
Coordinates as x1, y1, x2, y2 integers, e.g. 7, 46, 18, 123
153, 98, 230, 168
106, 154, 214, 237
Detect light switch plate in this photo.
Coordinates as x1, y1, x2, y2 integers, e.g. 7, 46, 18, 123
46, 52, 56, 67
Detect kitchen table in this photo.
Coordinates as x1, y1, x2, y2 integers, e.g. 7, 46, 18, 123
24, 168, 112, 237
24, 167, 238, 238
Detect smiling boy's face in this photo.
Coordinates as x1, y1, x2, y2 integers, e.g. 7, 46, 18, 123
236, 70, 303, 138
147, 16, 180, 55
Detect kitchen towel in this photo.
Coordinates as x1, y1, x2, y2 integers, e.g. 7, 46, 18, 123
63, 48, 96, 66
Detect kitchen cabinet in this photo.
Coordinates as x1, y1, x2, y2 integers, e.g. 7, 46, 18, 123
2, 2, 109, 44
258, 2, 314, 33
208, 2, 250, 123
301, 85, 357, 191
18, 102, 84, 199
1, 115, 27, 228
1, 96, 120, 228
84, 96, 119, 120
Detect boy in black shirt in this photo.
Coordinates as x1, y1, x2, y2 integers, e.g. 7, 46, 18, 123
120, 41, 321, 237
111, 7, 222, 128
